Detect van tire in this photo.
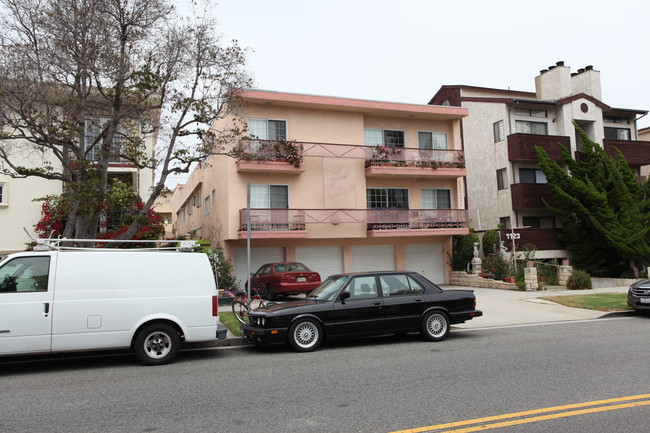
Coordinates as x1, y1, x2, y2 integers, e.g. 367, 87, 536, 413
134, 323, 181, 365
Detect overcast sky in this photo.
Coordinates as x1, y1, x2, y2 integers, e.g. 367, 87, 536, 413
213, 0, 649, 123
168, 0, 650, 186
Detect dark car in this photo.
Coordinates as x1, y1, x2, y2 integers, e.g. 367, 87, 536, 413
628, 279, 650, 313
249, 262, 321, 300
241, 270, 482, 351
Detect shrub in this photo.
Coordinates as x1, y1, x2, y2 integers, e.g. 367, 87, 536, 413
483, 253, 509, 281
452, 232, 480, 271
566, 270, 592, 290
482, 230, 501, 256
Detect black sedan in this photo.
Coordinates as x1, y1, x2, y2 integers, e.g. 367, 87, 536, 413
241, 271, 482, 351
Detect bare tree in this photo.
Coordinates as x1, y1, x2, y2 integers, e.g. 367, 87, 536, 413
0, 0, 251, 240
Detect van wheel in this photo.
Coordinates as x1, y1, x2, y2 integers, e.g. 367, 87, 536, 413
134, 323, 180, 365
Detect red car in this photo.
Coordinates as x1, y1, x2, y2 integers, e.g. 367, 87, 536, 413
249, 262, 321, 300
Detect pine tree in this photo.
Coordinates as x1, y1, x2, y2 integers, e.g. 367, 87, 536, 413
536, 124, 650, 278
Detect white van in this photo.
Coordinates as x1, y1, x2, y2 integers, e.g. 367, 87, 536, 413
0, 248, 227, 365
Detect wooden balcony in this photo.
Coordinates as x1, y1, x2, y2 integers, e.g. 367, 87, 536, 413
510, 183, 554, 210
603, 139, 650, 166
507, 133, 570, 162
499, 228, 566, 251
237, 208, 469, 238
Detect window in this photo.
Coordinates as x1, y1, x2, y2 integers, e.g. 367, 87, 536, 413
496, 168, 508, 190
248, 118, 287, 140
250, 184, 288, 209
522, 216, 555, 228
421, 189, 451, 209
514, 108, 547, 118
0, 183, 4, 205
418, 131, 447, 149
604, 127, 631, 140
515, 120, 548, 135
379, 274, 425, 296
499, 217, 511, 229
367, 188, 409, 209
0, 256, 50, 292
519, 168, 547, 184
364, 128, 405, 148
493, 120, 505, 143
603, 116, 629, 124
341, 275, 379, 300
204, 196, 211, 216
84, 117, 125, 162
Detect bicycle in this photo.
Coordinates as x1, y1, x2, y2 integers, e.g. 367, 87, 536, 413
227, 288, 268, 324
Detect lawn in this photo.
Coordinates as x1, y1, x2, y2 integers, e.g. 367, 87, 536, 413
541, 293, 631, 312
219, 311, 242, 337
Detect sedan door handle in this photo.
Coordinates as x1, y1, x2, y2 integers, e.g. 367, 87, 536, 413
372, 300, 381, 305
414, 297, 423, 302
44, 303, 50, 316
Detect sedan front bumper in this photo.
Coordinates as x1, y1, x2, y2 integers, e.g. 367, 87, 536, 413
241, 324, 288, 346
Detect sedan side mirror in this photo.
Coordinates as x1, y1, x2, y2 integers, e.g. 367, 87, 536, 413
338, 291, 350, 302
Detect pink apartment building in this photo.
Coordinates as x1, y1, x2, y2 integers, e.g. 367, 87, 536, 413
171, 90, 468, 289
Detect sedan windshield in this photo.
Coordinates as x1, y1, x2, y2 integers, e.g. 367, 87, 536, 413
308, 275, 349, 301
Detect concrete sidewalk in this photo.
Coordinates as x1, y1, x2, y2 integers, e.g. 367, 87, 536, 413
444, 284, 633, 329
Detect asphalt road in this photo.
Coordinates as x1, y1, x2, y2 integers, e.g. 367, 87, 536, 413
2, 315, 650, 433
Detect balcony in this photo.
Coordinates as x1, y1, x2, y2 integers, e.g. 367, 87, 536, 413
238, 209, 307, 239
507, 133, 570, 162
500, 228, 566, 251
237, 208, 468, 238
510, 183, 554, 210
603, 139, 650, 166
364, 147, 466, 178
234, 139, 305, 174
366, 209, 469, 237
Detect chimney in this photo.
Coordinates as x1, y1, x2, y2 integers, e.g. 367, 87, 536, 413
571, 65, 602, 100
535, 61, 572, 100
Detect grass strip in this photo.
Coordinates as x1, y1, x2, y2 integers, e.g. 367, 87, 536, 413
541, 292, 631, 312
219, 311, 242, 336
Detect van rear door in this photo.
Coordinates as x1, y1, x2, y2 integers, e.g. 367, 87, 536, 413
0, 254, 55, 355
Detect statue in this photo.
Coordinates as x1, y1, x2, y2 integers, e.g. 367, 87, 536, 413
499, 241, 507, 255
473, 242, 479, 258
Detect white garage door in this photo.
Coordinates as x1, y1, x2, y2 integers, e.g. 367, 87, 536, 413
405, 243, 444, 284
352, 245, 394, 272
233, 247, 284, 290
295, 246, 343, 281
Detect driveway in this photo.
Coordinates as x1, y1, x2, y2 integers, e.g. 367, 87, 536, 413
444, 284, 632, 329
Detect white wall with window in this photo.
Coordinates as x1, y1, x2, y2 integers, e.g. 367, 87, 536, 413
418, 131, 447, 149
364, 128, 405, 148
248, 118, 287, 140
0, 183, 5, 206
518, 168, 547, 184
250, 184, 289, 209
421, 188, 451, 209
366, 188, 409, 209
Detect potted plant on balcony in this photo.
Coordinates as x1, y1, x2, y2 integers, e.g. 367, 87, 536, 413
369, 145, 397, 166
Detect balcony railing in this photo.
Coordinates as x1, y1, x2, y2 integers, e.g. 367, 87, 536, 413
500, 228, 566, 251
364, 147, 465, 168
603, 139, 650, 166
231, 139, 465, 171
507, 133, 570, 162
510, 183, 554, 210
238, 208, 468, 232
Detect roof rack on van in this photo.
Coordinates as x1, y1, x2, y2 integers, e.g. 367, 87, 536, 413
24, 228, 199, 252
